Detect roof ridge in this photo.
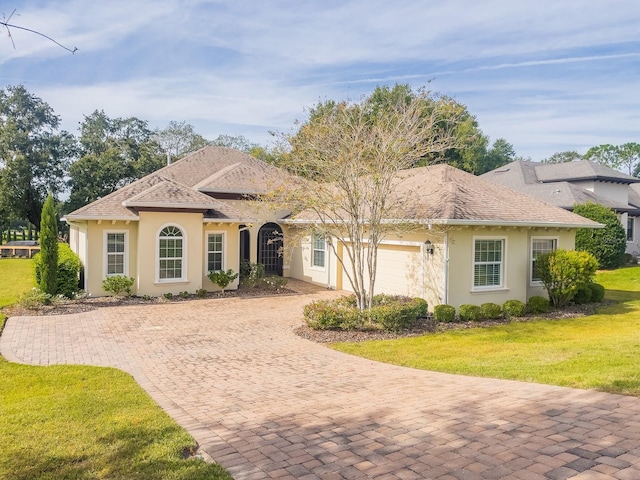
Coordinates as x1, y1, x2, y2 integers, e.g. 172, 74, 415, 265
193, 162, 242, 190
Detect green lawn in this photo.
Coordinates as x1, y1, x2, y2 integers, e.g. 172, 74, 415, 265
0, 260, 231, 479
0, 258, 35, 307
333, 267, 640, 396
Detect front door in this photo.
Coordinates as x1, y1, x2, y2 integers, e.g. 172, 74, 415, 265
258, 223, 283, 275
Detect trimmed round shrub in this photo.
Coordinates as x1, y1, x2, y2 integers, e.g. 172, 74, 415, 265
33, 243, 81, 298
527, 296, 551, 314
303, 294, 427, 332
572, 284, 592, 305
587, 282, 606, 302
459, 304, 481, 321
434, 304, 456, 322
480, 303, 502, 320
502, 300, 526, 318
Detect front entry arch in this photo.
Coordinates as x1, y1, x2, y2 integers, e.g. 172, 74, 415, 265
258, 223, 283, 276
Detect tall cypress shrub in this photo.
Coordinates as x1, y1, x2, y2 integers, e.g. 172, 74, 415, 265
39, 194, 59, 295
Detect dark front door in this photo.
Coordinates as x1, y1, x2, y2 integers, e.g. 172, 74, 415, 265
239, 226, 250, 263
258, 223, 283, 275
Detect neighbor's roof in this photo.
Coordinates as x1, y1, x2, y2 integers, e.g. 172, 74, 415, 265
289, 164, 601, 229
481, 160, 640, 212
64, 146, 290, 221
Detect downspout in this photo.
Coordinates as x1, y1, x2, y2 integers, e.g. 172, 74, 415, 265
443, 232, 449, 305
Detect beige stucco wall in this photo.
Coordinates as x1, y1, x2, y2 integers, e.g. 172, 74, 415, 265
82, 220, 139, 296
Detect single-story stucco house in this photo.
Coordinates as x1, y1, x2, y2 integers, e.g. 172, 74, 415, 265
482, 160, 640, 255
64, 146, 600, 310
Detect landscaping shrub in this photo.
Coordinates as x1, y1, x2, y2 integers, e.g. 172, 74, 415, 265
240, 262, 266, 288
434, 304, 456, 322
102, 275, 134, 297
18, 288, 54, 309
195, 288, 208, 298
34, 243, 81, 298
179, 291, 190, 299
459, 304, 481, 321
304, 294, 427, 332
587, 282, 606, 302
574, 203, 626, 269
536, 249, 598, 307
480, 303, 502, 320
502, 300, 526, 318
38, 194, 58, 295
572, 284, 592, 305
208, 269, 239, 293
163, 292, 173, 300
527, 295, 550, 314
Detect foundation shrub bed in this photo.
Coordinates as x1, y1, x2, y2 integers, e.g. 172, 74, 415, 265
572, 284, 593, 305
304, 294, 427, 332
588, 283, 606, 302
33, 243, 81, 298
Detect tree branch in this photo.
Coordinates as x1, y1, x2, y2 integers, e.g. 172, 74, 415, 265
2, 10, 77, 54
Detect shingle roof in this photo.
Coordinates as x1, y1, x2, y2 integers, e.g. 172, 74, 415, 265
64, 146, 287, 221
290, 164, 600, 228
482, 160, 639, 212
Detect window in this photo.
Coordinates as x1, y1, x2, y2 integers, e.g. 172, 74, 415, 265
473, 239, 504, 288
312, 234, 326, 268
158, 225, 184, 281
105, 232, 126, 276
207, 233, 224, 272
628, 217, 634, 242
531, 238, 557, 283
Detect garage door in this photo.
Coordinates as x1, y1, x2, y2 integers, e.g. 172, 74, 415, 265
340, 244, 422, 297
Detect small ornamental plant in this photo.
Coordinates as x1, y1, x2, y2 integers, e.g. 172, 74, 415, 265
102, 275, 134, 297
208, 269, 239, 293
434, 304, 456, 322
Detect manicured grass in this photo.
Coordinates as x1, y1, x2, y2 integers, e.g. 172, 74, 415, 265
0, 262, 231, 479
332, 268, 640, 396
0, 258, 36, 307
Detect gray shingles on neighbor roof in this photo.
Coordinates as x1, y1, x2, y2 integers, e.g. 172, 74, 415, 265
482, 160, 640, 213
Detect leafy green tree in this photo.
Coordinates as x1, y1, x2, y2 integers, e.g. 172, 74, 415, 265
211, 134, 257, 152
153, 120, 209, 164
537, 249, 598, 307
584, 144, 621, 170
541, 150, 583, 164
573, 203, 626, 269
618, 142, 640, 176
66, 111, 164, 212
38, 193, 58, 295
476, 138, 516, 174
0, 85, 75, 228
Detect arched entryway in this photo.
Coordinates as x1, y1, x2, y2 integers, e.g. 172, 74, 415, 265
258, 222, 283, 276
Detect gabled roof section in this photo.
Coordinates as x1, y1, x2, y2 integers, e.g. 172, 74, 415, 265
534, 160, 640, 184
289, 164, 600, 228
156, 146, 293, 195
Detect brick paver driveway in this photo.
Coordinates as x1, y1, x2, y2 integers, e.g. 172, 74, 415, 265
2, 282, 640, 480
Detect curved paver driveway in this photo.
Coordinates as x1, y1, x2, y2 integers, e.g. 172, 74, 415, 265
2, 283, 640, 480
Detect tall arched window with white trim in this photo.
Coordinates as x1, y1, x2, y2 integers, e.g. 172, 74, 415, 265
158, 225, 184, 281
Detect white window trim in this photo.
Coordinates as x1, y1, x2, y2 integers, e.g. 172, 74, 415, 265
530, 236, 558, 286
103, 230, 128, 278
205, 231, 226, 274
471, 236, 507, 292
156, 223, 187, 283
311, 233, 327, 271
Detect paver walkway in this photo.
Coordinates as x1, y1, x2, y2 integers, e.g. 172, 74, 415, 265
2, 281, 640, 480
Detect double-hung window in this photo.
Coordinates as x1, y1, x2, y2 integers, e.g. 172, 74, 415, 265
207, 233, 224, 272
312, 234, 326, 268
531, 238, 557, 283
158, 226, 184, 281
473, 239, 504, 289
105, 232, 127, 276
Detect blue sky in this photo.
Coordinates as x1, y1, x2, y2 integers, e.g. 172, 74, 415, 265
1, 0, 639, 160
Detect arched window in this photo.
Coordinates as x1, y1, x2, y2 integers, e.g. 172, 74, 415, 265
158, 225, 184, 281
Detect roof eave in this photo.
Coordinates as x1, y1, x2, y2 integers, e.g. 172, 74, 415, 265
63, 215, 139, 223
283, 218, 604, 229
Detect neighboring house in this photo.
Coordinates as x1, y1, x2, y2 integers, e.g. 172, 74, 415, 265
481, 160, 640, 255
65, 147, 599, 309
286, 164, 600, 309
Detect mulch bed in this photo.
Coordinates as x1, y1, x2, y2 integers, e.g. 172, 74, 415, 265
294, 303, 605, 343
3, 286, 294, 317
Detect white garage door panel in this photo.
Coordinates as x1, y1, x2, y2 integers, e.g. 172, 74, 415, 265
341, 245, 422, 297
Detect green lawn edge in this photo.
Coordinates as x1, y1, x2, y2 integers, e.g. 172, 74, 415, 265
0, 260, 231, 480
331, 267, 640, 397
